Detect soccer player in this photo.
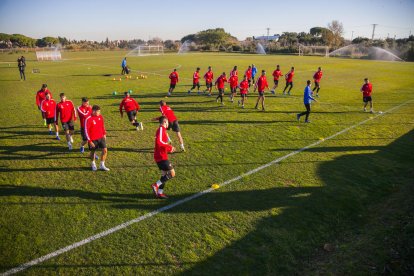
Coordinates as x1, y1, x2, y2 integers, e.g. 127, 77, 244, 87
283, 67, 295, 95
77, 97, 92, 153
36, 84, 51, 125
17, 56, 26, 81
215, 72, 227, 105
230, 66, 238, 79
361, 78, 374, 113
155, 100, 185, 151
151, 116, 176, 199
121, 57, 127, 75
254, 70, 269, 111
229, 73, 238, 103
85, 105, 110, 171
55, 93, 77, 150
296, 80, 317, 123
188, 67, 201, 94
119, 91, 143, 130
271, 65, 283, 94
40, 92, 59, 140
245, 65, 253, 87
251, 64, 258, 84
313, 67, 323, 97
238, 75, 249, 108
203, 66, 214, 96
168, 68, 179, 96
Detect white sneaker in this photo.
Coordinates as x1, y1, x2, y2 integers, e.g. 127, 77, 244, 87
92, 163, 97, 171
100, 164, 110, 171
180, 144, 185, 152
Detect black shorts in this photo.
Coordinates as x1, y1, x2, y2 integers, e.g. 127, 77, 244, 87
167, 120, 180, 132
192, 82, 200, 89
46, 118, 55, 124
363, 96, 372, 102
286, 81, 293, 86
170, 84, 176, 89
88, 138, 107, 150
80, 128, 87, 141
127, 110, 137, 121
314, 81, 320, 88
274, 79, 279, 85
206, 82, 213, 88
157, 160, 174, 171
218, 88, 224, 95
258, 91, 265, 97
241, 93, 247, 98
62, 121, 75, 131
231, 87, 237, 93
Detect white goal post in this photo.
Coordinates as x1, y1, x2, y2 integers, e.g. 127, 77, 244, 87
129, 45, 164, 56
36, 51, 62, 61
298, 44, 329, 57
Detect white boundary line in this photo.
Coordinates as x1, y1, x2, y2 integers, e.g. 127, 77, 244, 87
2, 99, 413, 275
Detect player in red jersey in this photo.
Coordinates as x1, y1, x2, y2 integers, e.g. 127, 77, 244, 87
77, 97, 92, 153
361, 78, 374, 113
84, 105, 109, 171
168, 68, 179, 96
229, 74, 238, 103
40, 92, 60, 139
36, 84, 51, 125
283, 67, 295, 95
215, 72, 228, 105
188, 67, 201, 94
254, 70, 270, 111
271, 65, 283, 94
238, 75, 249, 108
312, 67, 323, 97
245, 65, 253, 87
203, 66, 214, 96
150, 116, 176, 199
119, 91, 143, 131
55, 93, 77, 150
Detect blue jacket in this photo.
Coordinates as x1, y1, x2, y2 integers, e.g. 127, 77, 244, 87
303, 86, 315, 104
252, 67, 257, 77
121, 59, 127, 68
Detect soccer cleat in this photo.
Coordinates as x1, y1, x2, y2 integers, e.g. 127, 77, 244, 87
151, 183, 159, 197
91, 163, 97, 171
80, 146, 85, 153
187, 90, 191, 94
49, 130, 53, 135
99, 164, 110, 171
167, 92, 171, 96
56, 136, 60, 141
197, 91, 200, 95
242, 105, 245, 109
271, 90, 275, 94
157, 193, 168, 199
180, 144, 185, 152
305, 120, 311, 123
296, 114, 301, 122
363, 107, 367, 112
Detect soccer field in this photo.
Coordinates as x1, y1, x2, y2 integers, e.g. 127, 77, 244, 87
1, 51, 413, 275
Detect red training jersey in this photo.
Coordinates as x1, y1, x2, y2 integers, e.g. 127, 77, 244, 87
239, 80, 249, 94
160, 105, 177, 122
40, 99, 57, 119
256, 76, 269, 92
119, 96, 140, 114
77, 105, 92, 129
204, 71, 214, 83
36, 89, 51, 106
361, 83, 373, 97
193, 71, 200, 84
154, 125, 173, 162
229, 76, 238, 88
169, 71, 179, 84
84, 114, 106, 142
215, 75, 227, 89
313, 71, 323, 82
56, 100, 77, 123
272, 69, 283, 80
285, 71, 295, 82
245, 68, 252, 80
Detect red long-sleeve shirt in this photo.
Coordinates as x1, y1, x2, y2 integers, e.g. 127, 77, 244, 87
154, 125, 173, 162
239, 80, 249, 94
40, 99, 57, 119
245, 68, 252, 80
229, 76, 238, 88
169, 71, 179, 84
160, 105, 177, 122
215, 75, 227, 89
204, 71, 214, 83
119, 97, 140, 114
256, 76, 269, 92
77, 105, 92, 129
84, 114, 106, 142
285, 71, 295, 82
361, 83, 373, 97
56, 100, 77, 123
193, 71, 200, 84
272, 69, 283, 80
36, 89, 51, 106
313, 71, 323, 82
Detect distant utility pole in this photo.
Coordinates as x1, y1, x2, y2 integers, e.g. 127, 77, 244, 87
266, 27, 270, 44
371, 24, 378, 40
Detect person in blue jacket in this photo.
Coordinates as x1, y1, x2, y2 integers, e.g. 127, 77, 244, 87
121, 58, 127, 75
251, 64, 258, 84
296, 80, 317, 123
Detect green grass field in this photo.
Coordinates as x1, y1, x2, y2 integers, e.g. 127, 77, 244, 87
1, 51, 413, 275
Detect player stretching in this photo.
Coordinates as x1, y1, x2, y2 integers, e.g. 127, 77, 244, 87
215, 72, 227, 105
36, 84, 51, 125
168, 69, 179, 96
77, 97, 92, 153
283, 67, 295, 95
361, 78, 374, 113
296, 80, 317, 123
40, 92, 59, 140
55, 93, 77, 150
254, 70, 269, 111
251, 64, 258, 84
155, 100, 185, 151
238, 75, 249, 108
188, 67, 201, 94
313, 67, 323, 97
119, 91, 143, 130
245, 65, 253, 87
85, 105, 109, 171
203, 66, 214, 96
271, 65, 283, 94
151, 116, 176, 199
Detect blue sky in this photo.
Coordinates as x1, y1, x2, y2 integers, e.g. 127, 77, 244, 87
0, 0, 413, 41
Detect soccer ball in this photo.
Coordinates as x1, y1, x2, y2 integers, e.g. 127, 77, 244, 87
128, 89, 133, 94
112, 91, 117, 95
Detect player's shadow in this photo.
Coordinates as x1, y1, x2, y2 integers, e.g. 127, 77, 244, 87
0, 143, 77, 161
0, 125, 47, 140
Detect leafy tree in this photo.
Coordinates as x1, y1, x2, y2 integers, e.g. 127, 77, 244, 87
327, 20, 344, 48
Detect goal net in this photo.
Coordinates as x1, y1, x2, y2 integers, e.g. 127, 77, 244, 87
127, 45, 164, 56
298, 44, 329, 57
36, 51, 62, 61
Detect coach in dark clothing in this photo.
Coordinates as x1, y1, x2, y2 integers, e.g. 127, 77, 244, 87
18, 56, 26, 80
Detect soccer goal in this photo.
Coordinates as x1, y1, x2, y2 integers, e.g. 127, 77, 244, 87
298, 44, 329, 57
127, 45, 164, 56
36, 50, 62, 61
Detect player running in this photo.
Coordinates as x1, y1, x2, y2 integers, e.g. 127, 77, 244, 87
77, 97, 92, 153
361, 78, 374, 113
251, 64, 258, 84
313, 67, 323, 97
36, 84, 51, 125
203, 66, 214, 96
150, 116, 176, 199
119, 91, 143, 130
254, 70, 269, 111
168, 68, 179, 96
283, 67, 295, 95
55, 93, 77, 150
40, 92, 59, 140
85, 105, 110, 171
296, 80, 318, 123
238, 75, 249, 108
229, 73, 238, 103
215, 72, 227, 105
271, 65, 283, 94
188, 67, 201, 94
245, 65, 253, 87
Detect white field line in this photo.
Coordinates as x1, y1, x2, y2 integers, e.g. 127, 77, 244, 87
2, 99, 413, 276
